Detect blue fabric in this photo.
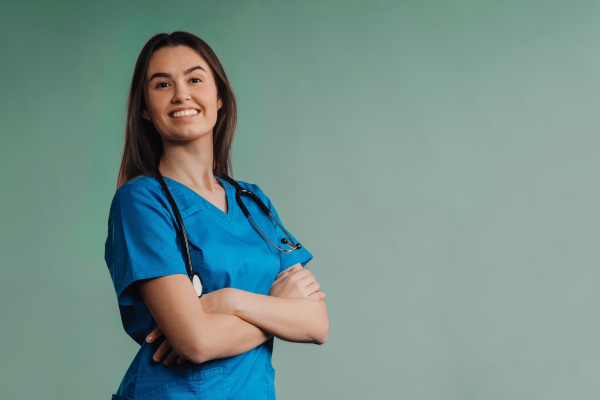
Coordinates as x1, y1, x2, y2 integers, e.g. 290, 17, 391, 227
104, 176, 312, 400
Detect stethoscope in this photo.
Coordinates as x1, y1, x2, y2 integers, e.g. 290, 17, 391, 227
155, 170, 302, 297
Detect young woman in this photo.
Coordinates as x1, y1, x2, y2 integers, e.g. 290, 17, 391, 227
104, 31, 329, 400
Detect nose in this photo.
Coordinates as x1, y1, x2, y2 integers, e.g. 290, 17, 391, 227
171, 83, 191, 103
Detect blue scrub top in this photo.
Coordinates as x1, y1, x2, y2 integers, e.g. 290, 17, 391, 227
104, 175, 312, 400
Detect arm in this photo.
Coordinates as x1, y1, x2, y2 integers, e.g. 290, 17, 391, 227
239, 263, 329, 344
231, 289, 329, 344
150, 264, 329, 364
137, 274, 271, 364
109, 183, 274, 364
228, 185, 328, 342
201, 264, 329, 344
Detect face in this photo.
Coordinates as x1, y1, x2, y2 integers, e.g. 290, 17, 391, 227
143, 45, 222, 143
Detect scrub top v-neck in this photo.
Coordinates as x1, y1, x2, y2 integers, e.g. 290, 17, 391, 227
104, 175, 312, 400
163, 175, 234, 221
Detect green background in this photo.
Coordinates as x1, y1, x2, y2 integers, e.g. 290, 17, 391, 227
2, 0, 600, 399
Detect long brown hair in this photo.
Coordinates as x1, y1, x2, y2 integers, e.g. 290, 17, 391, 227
117, 31, 237, 187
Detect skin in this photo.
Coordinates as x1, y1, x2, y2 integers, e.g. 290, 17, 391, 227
149, 264, 327, 365
138, 45, 329, 366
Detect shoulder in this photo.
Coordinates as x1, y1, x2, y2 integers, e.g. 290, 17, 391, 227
228, 178, 271, 201
112, 176, 163, 205
115, 175, 161, 196
233, 179, 263, 194
225, 178, 281, 215
109, 175, 169, 219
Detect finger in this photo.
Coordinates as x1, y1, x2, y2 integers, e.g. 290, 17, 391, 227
287, 270, 312, 289
298, 274, 317, 289
146, 326, 163, 343
274, 266, 293, 280
152, 339, 172, 362
308, 291, 326, 300
275, 264, 303, 280
286, 268, 312, 282
177, 356, 186, 365
272, 267, 300, 286
304, 281, 320, 296
163, 349, 179, 367
271, 275, 283, 286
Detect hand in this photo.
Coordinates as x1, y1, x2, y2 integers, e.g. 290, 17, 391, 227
269, 264, 326, 300
146, 326, 186, 366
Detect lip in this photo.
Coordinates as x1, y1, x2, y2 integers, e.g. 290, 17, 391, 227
168, 107, 201, 119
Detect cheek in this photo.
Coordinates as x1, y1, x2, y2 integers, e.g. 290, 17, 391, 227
146, 93, 168, 115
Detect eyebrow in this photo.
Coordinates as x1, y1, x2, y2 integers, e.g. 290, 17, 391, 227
147, 65, 207, 82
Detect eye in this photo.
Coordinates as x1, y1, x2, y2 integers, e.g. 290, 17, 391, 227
155, 81, 170, 88
189, 77, 202, 83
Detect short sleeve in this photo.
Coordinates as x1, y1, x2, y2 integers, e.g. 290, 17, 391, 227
104, 180, 188, 306
244, 183, 313, 272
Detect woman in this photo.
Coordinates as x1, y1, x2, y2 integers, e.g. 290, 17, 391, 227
104, 31, 329, 400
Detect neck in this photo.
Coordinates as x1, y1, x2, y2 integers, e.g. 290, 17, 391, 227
159, 135, 219, 190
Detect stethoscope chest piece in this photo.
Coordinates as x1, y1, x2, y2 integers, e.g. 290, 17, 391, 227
192, 273, 203, 297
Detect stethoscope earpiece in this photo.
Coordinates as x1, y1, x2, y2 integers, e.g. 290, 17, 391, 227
281, 238, 301, 250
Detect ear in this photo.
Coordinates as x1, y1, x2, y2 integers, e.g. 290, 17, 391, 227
217, 98, 223, 110
142, 110, 150, 120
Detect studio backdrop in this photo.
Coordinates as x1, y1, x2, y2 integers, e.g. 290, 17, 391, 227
2, 1, 600, 399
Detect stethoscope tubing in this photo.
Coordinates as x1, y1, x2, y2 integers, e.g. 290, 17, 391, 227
154, 170, 301, 295
155, 171, 198, 284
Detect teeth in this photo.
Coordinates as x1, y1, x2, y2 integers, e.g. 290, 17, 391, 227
171, 109, 199, 118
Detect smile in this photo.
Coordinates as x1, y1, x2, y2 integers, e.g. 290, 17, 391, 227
170, 109, 200, 118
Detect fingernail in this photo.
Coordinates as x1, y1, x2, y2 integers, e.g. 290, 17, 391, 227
146, 335, 152, 342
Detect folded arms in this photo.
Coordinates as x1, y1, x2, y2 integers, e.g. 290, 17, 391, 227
138, 263, 329, 365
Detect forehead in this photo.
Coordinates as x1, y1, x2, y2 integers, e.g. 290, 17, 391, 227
146, 45, 212, 79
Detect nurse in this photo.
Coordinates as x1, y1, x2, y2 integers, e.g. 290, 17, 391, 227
104, 31, 329, 400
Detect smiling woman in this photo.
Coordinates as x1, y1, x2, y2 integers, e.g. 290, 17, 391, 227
104, 31, 328, 400
142, 46, 222, 144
